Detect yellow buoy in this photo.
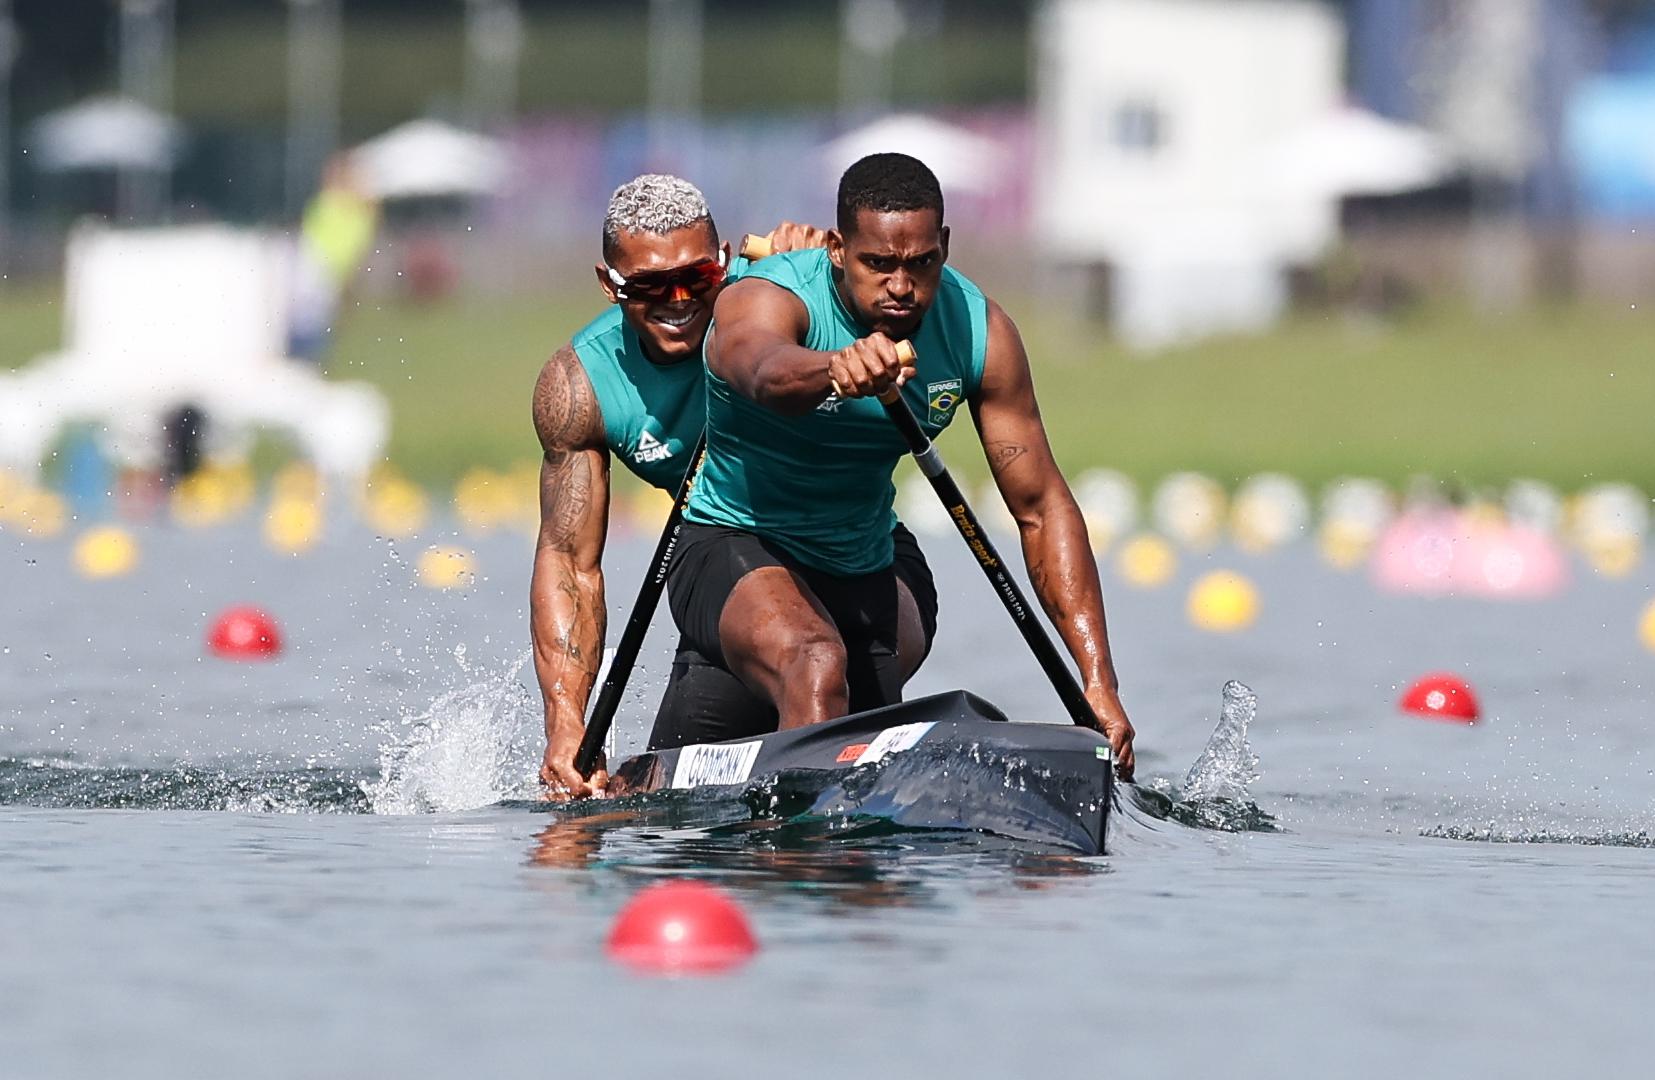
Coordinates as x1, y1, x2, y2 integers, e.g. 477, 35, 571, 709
454, 467, 510, 533
73, 526, 139, 579
418, 545, 476, 589
1115, 533, 1176, 588
363, 477, 429, 538
5, 487, 69, 539
264, 497, 323, 554
1585, 534, 1642, 578
1188, 570, 1259, 632
1639, 598, 1655, 653
1317, 520, 1374, 571
171, 469, 234, 528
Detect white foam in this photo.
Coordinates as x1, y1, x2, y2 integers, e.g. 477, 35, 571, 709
364, 649, 540, 814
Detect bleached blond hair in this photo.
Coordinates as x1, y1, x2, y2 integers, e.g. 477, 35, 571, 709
602, 174, 716, 258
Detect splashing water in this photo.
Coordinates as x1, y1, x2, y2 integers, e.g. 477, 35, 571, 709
363, 649, 541, 814
1132, 681, 1276, 833
1181, 680, 1261, 803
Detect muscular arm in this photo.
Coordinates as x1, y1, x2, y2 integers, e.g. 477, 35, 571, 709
706, 278, 830, 415
971, 300, 1135, 777
529, 345, 612, 795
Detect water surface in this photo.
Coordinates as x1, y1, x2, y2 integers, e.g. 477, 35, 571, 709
3, 520, 1651, 1077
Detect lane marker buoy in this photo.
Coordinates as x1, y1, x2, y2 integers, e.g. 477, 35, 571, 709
73, 526, 138, 578
1115, 533, 1176, 588
207, 605, 283, 660
606, 880, 757, 974
417, 545, 476, 589
1399, 672, 1480, 724
1187, 570, 1259, 632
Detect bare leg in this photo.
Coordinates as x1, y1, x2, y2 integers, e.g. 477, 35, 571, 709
717, 566, 849, 729
895, 578, 927, 682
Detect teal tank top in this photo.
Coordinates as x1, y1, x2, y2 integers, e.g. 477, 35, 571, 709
569, 252, 752, 491
687, 248, 989, 575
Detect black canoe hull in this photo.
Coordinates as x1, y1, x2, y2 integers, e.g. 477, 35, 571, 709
609, 690, 1115, 854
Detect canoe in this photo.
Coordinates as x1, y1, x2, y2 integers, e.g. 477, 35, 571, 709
608, 690, 1116, 854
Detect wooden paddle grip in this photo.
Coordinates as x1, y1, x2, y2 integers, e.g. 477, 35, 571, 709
739, 233, 774, 260
876, 340, 918, 404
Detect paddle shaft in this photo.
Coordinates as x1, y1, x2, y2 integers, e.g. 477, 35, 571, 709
573, 437, 706, 775
879, 344, 1100, 732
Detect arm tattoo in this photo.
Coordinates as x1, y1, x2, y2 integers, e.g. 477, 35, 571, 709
534, 347, 602, 551
542, 453, 593, 548
987, 442, 1028, 470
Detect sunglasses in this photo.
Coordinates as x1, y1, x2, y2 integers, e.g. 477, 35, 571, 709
606, 251, 727, 302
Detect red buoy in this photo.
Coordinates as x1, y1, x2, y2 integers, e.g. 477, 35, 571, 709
1399, 673, 1480, 724
606, 880, 757, 974
207, 605, 283, 660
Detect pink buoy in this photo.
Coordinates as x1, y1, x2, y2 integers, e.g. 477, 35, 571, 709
1399, 673, 1480, 724
207, 605, 283, 660
606, 880, 757, 974
1374, 510, 1568, 598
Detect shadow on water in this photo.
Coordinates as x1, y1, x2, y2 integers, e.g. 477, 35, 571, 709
520, 792, 1109, 910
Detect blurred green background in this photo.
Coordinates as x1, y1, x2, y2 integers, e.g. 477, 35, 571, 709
5, 283, 1648, 492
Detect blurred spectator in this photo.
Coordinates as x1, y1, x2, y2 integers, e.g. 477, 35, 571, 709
289, 153, 380, 365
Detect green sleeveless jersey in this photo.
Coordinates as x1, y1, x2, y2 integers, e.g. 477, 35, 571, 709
687, 248, 989, 575
569, 253, 751, 491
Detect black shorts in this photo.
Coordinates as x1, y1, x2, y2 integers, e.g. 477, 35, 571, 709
646, 523, 937, 751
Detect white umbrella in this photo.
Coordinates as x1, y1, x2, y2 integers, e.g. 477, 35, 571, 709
1253, 106, 1458, 198
352, 119, 508, 200
30, 96, 183, 171
820, 113, 1009, 195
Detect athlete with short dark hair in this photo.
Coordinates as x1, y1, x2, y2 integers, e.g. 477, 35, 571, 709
531, 174, 939, 799
671, 153, 1136, 777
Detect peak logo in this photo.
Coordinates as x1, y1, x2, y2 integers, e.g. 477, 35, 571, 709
632, 430, 674, 464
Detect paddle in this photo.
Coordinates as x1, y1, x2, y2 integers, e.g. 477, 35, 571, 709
878, 341, 1104, 737
573, 436, 707, 776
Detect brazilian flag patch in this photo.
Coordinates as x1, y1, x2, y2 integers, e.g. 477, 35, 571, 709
926, 378, 963, 426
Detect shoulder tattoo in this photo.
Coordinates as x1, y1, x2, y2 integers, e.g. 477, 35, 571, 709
533, 345, 600, 455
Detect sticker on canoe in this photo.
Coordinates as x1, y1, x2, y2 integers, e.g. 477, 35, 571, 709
853, 722, 937, 766
671, 740, 764, 789
836, 743, 870, 763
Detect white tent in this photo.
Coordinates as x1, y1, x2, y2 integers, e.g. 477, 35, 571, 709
351, 119, 509, 200
820, 114, 1009, 195
0, 224, 389, 484
1251, 106, 1459, 198
30, 96, 184, 171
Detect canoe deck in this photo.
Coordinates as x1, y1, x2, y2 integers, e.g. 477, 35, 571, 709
609, 690, 1116, 854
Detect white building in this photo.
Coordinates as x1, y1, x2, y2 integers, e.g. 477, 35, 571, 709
1033, 0, 1344, 348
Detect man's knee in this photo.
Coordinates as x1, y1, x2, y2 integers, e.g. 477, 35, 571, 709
781, 633, 849, 686
731, 619, 845, 682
